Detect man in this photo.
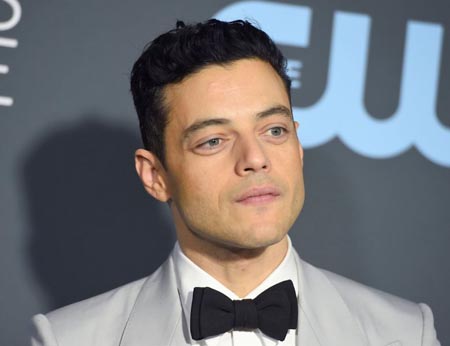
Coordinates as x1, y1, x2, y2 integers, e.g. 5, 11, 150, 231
31, 19, 440, 346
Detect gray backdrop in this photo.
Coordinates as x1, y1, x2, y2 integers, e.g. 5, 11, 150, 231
1, 1, 449, 345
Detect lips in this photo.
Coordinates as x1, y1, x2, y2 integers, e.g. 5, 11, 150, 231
235, 186, 281, 205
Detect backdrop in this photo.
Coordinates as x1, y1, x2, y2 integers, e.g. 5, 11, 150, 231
1, 1, 449, 345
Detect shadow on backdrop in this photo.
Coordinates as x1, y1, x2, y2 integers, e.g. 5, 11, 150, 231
23, 116, 175, 310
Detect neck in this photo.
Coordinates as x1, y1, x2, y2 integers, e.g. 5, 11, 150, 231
178, 233, 289, 298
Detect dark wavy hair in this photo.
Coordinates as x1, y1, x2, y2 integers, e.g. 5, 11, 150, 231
130, 19, 291, 165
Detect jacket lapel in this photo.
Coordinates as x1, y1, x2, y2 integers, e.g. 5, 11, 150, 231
119, 248, 371, 346
119, 256, 188, 346
294, 252, 370, 346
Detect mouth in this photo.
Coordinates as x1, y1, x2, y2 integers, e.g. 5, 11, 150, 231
235, 185, 281, 205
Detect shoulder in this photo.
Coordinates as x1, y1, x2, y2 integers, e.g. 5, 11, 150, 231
322, 268, 419, 318
31, 264, 167, 346
293, 251, 439, 345
320, 267, 439, 344
47, 276, 147, 333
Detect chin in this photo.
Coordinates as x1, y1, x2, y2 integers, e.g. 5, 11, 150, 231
226, 226, 287, 250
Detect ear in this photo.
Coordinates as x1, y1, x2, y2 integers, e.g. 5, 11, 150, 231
294, 121, 304, 165
135, 149, 171, 202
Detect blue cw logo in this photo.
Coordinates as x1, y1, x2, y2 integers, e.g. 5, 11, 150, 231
214, 1, 449, 167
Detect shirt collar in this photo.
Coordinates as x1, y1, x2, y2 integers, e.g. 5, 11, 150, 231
172, 236, 298, 345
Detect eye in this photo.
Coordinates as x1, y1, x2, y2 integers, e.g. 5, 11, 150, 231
268, 126, 286, 137
199, 138, 222, 149
192, 135, 229, 155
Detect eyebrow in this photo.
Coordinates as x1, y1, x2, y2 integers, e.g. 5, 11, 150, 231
182, 104, 292, 140
182, 118, 231, 139
256, 105, 292, 119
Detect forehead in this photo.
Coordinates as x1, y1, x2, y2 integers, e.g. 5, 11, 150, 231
163, 59, 290, 129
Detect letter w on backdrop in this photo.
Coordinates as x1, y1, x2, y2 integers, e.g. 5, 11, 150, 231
215, 1, 449, 168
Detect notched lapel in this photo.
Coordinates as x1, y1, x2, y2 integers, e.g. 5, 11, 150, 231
119, 257, 185, 346
294, 253, 370, 346
119, 250, 374, 346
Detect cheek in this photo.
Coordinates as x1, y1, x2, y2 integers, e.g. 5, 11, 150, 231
172, 170, 228, 230
181, 155, 229, 187
172, 166, 219, 205
272, 146, 305, 199
271, 143, 302, 171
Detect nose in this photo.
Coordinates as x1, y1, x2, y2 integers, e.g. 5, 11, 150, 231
234, 135, 271, 176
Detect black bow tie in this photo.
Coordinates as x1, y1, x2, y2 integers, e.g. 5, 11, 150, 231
190, 280, 298, 341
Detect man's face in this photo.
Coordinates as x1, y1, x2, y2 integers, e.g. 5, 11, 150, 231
162, 58, 305, 250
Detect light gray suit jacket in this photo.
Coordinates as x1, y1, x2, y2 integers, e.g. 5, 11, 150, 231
31, 250, 440, 346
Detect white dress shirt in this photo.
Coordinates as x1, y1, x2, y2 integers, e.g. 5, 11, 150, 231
172, 237, 298, 346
